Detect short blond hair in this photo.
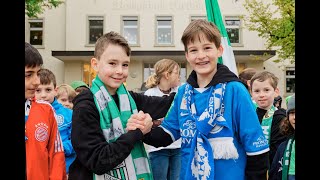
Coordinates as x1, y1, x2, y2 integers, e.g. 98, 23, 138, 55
56, 84, 77, 102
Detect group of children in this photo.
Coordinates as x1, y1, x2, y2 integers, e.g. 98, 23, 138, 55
25, 19, 295, 180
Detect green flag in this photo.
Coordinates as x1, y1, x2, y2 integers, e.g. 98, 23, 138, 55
205, 0, 238, 75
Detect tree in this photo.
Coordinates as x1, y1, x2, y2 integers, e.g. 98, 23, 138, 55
243, 0, 295, 64
25, 0, 64, 18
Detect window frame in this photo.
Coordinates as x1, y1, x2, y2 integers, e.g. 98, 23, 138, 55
285, 66, 295, 95
121, 16, 140, 46
190, 15, 207, 22
28, 18, 45, 48
86, 15, 104, 46
155, 16, 174, 46
224, 16, 243, 47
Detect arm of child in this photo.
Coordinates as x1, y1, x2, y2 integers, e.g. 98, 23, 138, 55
48, 109, 67, 180
126, 110, 153, 135
269, 109, 287, 164
129, 91, 176, 120
62, 119, 74, 156
230, 83, 269, 180
71, 95, 145, 175
246, 152, 269, 180
126, 111, 173, 148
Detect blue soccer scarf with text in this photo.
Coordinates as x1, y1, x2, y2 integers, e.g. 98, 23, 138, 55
184, 83, 239, 180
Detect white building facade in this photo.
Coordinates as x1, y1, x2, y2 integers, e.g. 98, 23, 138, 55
25, 0, 295, 103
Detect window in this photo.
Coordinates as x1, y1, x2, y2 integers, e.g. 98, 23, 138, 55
29, 19, 44, 46
143, 62, 187, 84
156, 16, 173, 45
122, 16, 139, 45
191, 16, 207, 21
285, 67, 295, 94
144, 63, 155, 82
225, 16, 242, 45
88, 16, 104, 44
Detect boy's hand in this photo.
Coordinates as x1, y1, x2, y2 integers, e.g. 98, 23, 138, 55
126, 111, 153, 134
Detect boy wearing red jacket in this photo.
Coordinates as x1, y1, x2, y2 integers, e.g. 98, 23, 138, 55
25, 42, 67, 180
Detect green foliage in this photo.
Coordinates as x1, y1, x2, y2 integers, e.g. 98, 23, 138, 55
25, 0, 64, 18
243, 0, 295, 64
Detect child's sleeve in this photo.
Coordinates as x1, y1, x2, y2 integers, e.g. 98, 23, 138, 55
130, 91, 176, 120
231, 83, 269, 180
233, 85, 269, 154
143, 91, 180, 147
269, 141, 286, 180
62, 112, 75, 156
159, 90, 181, 142
48, 109, 67, 180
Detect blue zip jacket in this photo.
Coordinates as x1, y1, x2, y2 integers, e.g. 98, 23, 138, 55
52, 98, 76, 174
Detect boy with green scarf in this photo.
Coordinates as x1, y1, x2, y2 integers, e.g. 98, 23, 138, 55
250, 71, 287, 166
69, 31, 176, 180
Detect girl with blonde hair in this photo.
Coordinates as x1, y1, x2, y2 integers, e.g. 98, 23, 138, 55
144, 58, 181, 180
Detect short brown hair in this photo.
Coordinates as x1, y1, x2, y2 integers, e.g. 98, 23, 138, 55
181, 19, 221, 52
38, 68, 57, 88
239, 68, 257, 89
94, 31, 131, 60
250, 71, 279, 90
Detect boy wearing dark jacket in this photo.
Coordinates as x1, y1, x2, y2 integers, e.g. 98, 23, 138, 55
250, 71, 288, 165
269, 95, 295, 180
69, 31, 175, 180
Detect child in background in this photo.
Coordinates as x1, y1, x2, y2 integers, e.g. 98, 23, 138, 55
70, 80, 89, 95
56, 84, 77, 109
269, 94, 295, 180
35, 68, 76, 176
144, 58, 181, 180
273, 95, 283, 109
25, 42, 66, 179
238, 67, 257, 94
250, 71, 287, 166
127, 19, 269, 180
69, 31, 176, 180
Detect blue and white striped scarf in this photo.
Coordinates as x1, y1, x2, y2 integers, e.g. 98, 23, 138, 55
184, 83, 239, 180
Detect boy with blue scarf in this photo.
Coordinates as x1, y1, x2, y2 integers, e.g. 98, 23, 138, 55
127, 19, 270, 180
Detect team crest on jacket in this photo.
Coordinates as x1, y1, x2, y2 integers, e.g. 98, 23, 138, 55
56, 114, 64, 127
35, 123, 49, 142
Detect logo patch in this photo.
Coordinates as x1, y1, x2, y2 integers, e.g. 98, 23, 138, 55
252, 135, 268, 148
35, 124, 49, 142
180, 112, 188, 116
56, 114, 64, 127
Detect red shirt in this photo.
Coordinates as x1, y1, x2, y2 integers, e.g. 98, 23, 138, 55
25, 99, 67, 180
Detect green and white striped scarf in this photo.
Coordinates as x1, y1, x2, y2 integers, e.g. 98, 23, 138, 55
91, 76, 153, 180
260, 105, 277, 143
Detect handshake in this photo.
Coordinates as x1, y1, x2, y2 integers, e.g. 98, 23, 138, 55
126, 110, 154, 135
